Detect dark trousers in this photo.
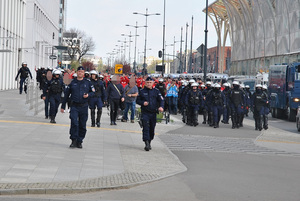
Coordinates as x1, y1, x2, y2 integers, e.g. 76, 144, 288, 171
109, 99, 120, 122
142, 112, 156, 142
44, 95, 49, 118
49, 94, 61, 118
212, 105, 223, 123
19, 77, 27, 93
69, 105, 88, 143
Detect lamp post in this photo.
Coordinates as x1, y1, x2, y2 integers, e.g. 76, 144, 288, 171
121, 32, 134, 67
133, 8, 160, 75
173, 36, 183, 73
126, 22, 143, 74
118, 39, 129, 63
165, 43, 174, 73
204, 0, 209, 82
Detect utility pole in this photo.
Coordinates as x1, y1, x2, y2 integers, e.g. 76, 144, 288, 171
184, 23, 189, 73
179, 27, 183, 73
189, 16, 194, 73
204, 0, 209, 82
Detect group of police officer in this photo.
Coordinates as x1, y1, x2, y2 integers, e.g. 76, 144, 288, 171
178, 79, 269, 131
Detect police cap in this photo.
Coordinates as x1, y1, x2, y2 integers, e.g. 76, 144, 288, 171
145, 77, 154, 81
77, 66, 84, 71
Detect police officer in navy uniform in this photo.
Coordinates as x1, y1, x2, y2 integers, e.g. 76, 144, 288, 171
15, 62, 33, 94
61, 66, 95, 149
137, 77, 164, 151
252, 84, 269, 131
89, 70, 107, 127
42, 69, 64, 123
221, 83, 231, 124
185, 82, 203, 126
229, 81, 245, 129
208, 83, 225, 128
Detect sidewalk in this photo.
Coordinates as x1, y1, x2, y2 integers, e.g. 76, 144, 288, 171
0, 90, 186, 195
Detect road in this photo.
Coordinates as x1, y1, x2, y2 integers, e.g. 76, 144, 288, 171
1, 115, 300, 201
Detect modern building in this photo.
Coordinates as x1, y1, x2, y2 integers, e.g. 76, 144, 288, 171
0, 0, 27, 90
205, 0, 300, 75
0, 0, 66, 90
23, 0, 60, 74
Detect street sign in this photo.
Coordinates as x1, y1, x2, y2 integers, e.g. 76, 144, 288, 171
49, 55, 57, 60
115, 64, 123, 74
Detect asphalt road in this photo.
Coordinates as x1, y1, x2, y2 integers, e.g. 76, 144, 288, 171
1, 115, 300, 201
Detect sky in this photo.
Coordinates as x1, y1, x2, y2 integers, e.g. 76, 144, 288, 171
67, 0, 226, 64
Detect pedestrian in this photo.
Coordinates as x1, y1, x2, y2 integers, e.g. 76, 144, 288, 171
166, 79, 179, 114
42, 69, 64, 123
15, 62, 33, 94
121, 77, 139, 123
136, 77, 164, 151
60, 66, 95, 149
106, 75, 125, 125
89, 70, 107, 127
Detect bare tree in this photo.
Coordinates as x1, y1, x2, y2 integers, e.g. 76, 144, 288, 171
64, 28, 96, 62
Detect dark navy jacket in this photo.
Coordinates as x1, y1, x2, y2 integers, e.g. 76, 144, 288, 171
61, 78, 95, 109
106, 83, 124, 100
137, 87, 164, 113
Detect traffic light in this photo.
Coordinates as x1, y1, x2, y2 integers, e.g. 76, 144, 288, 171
158, 50, 162, 58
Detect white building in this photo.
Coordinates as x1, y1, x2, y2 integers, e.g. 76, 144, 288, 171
0, 0, 27, 90
23, 0, 60, 76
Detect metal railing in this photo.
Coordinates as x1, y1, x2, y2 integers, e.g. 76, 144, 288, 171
25, 80, 44, 115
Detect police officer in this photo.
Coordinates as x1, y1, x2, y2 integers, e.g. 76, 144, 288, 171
42, 69, 64, 123
203, 81, 213, 126
262, 85, 270, 130
89, 70, 107, 127
61, 66, 95, 149
179, 81, 189, 123
244, 85, 252, 117
221, 83, 231, 124
208, 84, 225, 128
15, 62, 33, 94
155, 78, 166, 97
229, 81, 245, 129
185, 82, 203, 127
136, 77, 164, 151
252, 84, 269, 131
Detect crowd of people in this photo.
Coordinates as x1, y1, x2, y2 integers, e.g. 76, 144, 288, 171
15, 64, 270, 150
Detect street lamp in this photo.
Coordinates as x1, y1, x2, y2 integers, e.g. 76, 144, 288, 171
165, 43, 174, 73
126, 22, 143, 74
121, 32, 134, 67
133, 8, 160, 75
204, 0, 209, 82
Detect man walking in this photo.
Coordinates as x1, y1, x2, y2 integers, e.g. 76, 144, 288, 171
61, 66, 95, 149
137, 77, 164, 151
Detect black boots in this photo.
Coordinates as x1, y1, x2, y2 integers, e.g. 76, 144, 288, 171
91, 109, 96, 127
50, 116, 56, 124
96, 109, 102, 127
144, 141, 151, 151
70, 139, 82, 149
263, 115, 268, 130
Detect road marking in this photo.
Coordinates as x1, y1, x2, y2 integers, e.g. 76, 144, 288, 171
257, 139, 300, 145
0, 120, 142, 134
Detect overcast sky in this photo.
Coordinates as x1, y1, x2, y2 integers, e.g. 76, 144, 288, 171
67, 0, 227, 63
